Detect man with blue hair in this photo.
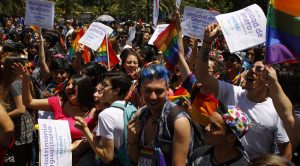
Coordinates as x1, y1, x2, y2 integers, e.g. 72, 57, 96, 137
127, 64, 193, 165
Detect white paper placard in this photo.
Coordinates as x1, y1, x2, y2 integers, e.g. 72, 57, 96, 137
215, 4, 266, 53
182, 6, 219, 40
148, 24, 169, 45
38, 119, 72, 166
25, 0, 55, 30
78, 22, 113, 51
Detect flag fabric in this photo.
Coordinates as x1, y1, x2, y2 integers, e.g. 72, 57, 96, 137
153, 23, 179, 67
30, 25, 39, 33
83, 46, 90, 64
139, 18, 143, 27
46, 80, 67, 95
95, 35, 119, 67
168, 86, 190, 103
265, 0, 300, 64
68, 29, 84, 60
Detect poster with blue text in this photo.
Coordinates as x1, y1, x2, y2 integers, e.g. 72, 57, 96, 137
25, 0, 55, 30
38, 119, 72, 166
216, 4, 266, 53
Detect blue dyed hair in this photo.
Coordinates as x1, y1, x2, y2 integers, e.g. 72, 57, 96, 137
139, 64, 170, 86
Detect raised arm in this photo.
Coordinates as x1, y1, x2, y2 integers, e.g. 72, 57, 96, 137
38, 29, 51, 82
265, 66, 297, 148
12, 63, 51, 112
174, 9, 191, 81
195, 23, 220, 96
187, 37, 198, 73
0, 104, 14, 148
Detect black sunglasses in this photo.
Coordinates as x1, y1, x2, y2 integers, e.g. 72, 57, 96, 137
251, 65, 264, 73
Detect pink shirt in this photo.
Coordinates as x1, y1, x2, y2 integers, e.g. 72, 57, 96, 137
48, 96, 95, 141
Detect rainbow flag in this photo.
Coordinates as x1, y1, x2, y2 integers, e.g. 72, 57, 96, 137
265, 0, 300, 64
30, 25, 39, 33
168, 87, 190, 102
153, 23, 179, 66
68, 29, 84, 60
83, 46, 90, 64
95, 35, 119, 67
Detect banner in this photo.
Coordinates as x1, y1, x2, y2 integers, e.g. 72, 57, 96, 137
25, 0, 55, 30
38, 119, 72, 166
148, 24, 169, 45
182, 6, 219, 40
79, 22, 113, 51
153, 0, 159, 27
216, 4, 266, 53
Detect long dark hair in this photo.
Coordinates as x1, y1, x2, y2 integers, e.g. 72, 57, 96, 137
62, 74, 94, 111
82, 62, 106, 87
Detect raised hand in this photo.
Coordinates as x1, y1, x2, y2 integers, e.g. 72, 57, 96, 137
264, 65, 278, 85
12, 62, 30, 79
203, 23, 220, 44
74, 116, 88, 132
174, 9, 181, 30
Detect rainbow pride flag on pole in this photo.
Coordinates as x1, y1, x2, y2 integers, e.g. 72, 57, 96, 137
265, 0, 300, 64
153, 23, 179, 67
95, 35, 119, 68
68, 28, 84, 61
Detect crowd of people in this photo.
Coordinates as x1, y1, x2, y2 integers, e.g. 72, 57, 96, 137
0, 7, 300, 166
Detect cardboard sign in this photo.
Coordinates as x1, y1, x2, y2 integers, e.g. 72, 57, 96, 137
216, 4, 266, 53
148, 24, 169, 45
25, 0, 55, 30
79, 22, 113, 51
182, 6, 219, 40
38, 119, 72, 166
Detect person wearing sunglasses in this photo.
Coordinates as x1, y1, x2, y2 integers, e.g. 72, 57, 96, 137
195, 23, 292, 160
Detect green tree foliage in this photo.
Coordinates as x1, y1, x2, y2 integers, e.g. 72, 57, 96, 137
0, 0, 26, 16
0, 0, 268, 21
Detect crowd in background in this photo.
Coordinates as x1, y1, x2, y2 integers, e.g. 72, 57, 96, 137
0, 8, 300, 166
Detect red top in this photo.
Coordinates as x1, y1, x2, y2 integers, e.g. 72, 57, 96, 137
48, 96, 96, 141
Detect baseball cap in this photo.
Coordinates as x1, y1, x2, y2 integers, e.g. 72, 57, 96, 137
222, 105, 251, 139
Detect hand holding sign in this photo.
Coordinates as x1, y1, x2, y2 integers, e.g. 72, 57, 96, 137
215, 4, 266, 53
203, 23, 221, 44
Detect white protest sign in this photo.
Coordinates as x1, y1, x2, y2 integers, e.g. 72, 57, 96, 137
153, 0, 159, 27
25, 0, 55, 30
216, 4, 266, 53
182, 6, 219, 40
148, 24, 169, 45
79, 22, 113, 51
38, 119, 72, 166
127, 25, 136, 44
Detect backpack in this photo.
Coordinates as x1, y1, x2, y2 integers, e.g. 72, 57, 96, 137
110, 101, 137, 166
167, 105, 205, 151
